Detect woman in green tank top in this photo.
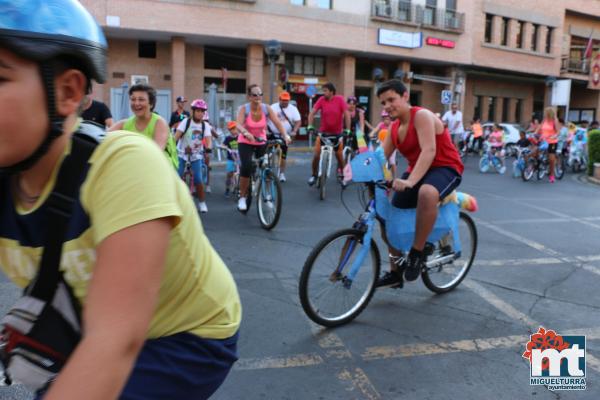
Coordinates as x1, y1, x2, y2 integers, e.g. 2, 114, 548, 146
109, 84, 168, 142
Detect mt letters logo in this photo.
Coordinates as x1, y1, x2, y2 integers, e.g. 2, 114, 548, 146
522, 327, 586, 390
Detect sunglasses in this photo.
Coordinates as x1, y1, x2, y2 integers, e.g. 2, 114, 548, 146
250, 92, 263, 97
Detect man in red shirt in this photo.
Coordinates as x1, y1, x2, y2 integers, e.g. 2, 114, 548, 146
376, 79, 464, 288
306, 82, 351, 185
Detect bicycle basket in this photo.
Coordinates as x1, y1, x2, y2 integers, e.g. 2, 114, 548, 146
383, 201, 461, 253
347, 151, 385, 182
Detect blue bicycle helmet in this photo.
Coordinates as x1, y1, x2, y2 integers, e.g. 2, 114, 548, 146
0, 0, 107, 175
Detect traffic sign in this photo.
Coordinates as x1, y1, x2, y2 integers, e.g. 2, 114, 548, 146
306, 84, 317, 98
441, 90, 452, 105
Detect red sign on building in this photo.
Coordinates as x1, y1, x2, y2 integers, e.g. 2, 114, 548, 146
426, 37, 456, 49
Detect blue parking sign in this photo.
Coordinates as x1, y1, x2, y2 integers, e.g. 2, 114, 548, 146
441, 90, 452, 105
306, 85, 317, 98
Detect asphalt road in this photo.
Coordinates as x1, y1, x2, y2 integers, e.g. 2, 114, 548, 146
1, 152, 599, 399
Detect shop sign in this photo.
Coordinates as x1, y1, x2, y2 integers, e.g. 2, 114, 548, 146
426, 37, 455, 49
588, 54, 600, 90
378, 29, 422, 49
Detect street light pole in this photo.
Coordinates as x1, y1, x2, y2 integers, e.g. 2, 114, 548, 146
264, 40, 282, 104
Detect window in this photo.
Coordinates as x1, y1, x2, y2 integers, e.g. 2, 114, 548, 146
545, 27, 553, 53
356, 60, 373, 80
138, 41, 156, 58
374, 0, 392, 17
423, 0, 436, 25
531, 24, 539, 51
501, 17, 509, 46
303, 57, 314, 75
515, 99, 522, 122
516, 21, 524, 49
473, 95, 482, 119
409, 91, 422, 106
204, 46, 246, 71
484, 14, 493, 43
290, 0, 305, 4
502, 97, 510, 122
446, 0, 456, 10
316, 0, 332, 9
488, 96, 496, 122
285, 53, 326, 76
398, 0, 412, 22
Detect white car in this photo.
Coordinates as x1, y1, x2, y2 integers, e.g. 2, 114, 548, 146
481, 122, 522, 156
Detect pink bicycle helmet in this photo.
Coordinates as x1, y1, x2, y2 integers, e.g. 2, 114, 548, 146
381, 110, 390, 118
190, 99, 207, 110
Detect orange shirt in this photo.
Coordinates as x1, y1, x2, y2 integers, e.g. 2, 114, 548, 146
540, 119, 558, 144
471, 122, 483, 138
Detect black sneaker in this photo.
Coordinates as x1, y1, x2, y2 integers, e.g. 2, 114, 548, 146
403, 255, 424, 282
375, 271, 404, 289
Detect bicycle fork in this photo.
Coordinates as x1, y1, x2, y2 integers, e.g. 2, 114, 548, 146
331, 209, 376, 289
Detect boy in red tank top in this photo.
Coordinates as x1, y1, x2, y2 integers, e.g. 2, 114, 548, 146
375, 80, 464, 288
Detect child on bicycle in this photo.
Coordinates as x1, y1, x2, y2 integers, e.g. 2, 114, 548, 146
174, 99, 212, 213
488, 124, 505, 167
223, 121, 240, 198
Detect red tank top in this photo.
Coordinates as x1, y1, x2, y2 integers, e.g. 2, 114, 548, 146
391, 106, 464, 175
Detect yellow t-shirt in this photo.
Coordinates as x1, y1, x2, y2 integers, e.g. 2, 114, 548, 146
0, 132, 241, 339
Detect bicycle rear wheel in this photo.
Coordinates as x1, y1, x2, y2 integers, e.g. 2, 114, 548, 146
257, 170, 282, 230
421, 212, 477, 294
555, 155, 565, 180
299, 228, 380, 327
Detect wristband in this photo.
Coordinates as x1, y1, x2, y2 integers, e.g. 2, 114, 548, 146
343, 129, 351, 135
307, 125, 315, 131
206, 148, 212, 154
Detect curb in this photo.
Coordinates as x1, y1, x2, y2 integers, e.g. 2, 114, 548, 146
586, 175, 600, 186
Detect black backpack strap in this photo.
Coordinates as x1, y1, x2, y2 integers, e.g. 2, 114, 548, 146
28, 135, 97, 301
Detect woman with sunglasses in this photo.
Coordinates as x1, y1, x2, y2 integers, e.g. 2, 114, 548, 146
235, 84, 290, 212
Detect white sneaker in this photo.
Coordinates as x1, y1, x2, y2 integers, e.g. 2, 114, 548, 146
205, 185, 212, 194
198, 202, 208, 213
237, 197, 247, 211
279, 173, 286, 182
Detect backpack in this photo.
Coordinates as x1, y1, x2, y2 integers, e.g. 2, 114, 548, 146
0, 131, 99, 392
180, 118, 207, 140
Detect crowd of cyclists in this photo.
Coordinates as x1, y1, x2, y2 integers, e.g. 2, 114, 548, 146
460, 107, 592, 181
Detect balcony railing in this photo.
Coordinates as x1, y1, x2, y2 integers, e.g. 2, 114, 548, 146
371, 1, 464, 33
561, 57, 589, 74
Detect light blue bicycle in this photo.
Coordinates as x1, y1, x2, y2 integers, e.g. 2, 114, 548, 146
299, 151, 478, 327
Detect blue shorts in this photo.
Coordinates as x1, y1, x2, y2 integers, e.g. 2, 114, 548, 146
226, 159, 237, 173
178, 157, 206, 185
392, 167, 461, 209
37, 331, 239, 400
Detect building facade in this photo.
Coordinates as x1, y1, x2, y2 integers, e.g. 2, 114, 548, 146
82, 0, 600, 135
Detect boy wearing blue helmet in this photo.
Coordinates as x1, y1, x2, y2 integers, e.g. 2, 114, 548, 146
0, 1, 241, 399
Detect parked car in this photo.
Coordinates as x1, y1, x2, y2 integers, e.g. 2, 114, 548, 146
481, 123, 522, 157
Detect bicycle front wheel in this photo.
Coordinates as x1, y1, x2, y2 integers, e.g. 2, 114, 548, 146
522, 159, 535, 181
270, 148, 282, 180
319, 152, 329, 200
422, 212, 477, 294
257, 170, 282, 230
299, 229, 381, 327
478, 156, 489, 173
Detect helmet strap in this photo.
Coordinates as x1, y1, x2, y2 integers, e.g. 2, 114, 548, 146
0, 63, 65, 176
